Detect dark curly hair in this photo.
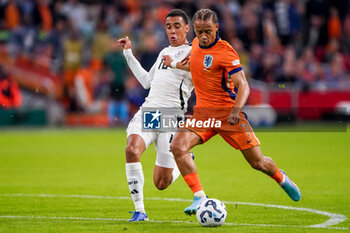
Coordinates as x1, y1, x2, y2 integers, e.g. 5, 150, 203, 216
192, 9, 218, 24
166, 9, 189, 25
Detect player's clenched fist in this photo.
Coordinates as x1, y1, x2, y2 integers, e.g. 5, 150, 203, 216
116, 36, 132, 50
162, 55, 173, 67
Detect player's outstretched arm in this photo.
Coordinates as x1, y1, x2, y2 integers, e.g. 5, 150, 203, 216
115, 36, 153, 89
227, 70, 250, 125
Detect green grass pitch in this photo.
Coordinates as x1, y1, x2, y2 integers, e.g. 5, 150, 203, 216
0, 126, 349, 232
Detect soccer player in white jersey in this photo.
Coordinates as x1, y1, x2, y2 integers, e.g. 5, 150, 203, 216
116, 9, 193, 222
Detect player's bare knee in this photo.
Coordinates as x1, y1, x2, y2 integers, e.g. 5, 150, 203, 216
125, 145, 142, 161
154, 178, 170, 190
155, 180, 169, 190
170, 143, 188, 158
169, 142, 178, 154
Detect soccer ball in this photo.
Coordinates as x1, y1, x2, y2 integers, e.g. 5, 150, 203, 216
196, 198, 227, 227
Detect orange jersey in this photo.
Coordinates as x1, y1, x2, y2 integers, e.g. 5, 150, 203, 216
186, 37, 260, 150
190, 37, 242, 108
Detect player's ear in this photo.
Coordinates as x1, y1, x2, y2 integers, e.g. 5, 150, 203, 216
215, 23, 219, 32
185, 24, 189, 32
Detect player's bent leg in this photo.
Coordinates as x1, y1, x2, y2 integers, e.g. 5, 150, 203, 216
241, 145, 301, 201
153, 132, 181, 189
153, 153, 195, 190
170, 130, 207, 215
241, 145, 276, 176
170, 130, 202, 176
153, 165, 173, 190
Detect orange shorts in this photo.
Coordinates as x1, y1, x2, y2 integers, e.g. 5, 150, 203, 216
183, 111, 260, 150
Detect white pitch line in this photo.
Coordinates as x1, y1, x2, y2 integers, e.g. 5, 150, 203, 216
0, 193, 348, 230
222, 201, 348, 228
0, 215, 349, 230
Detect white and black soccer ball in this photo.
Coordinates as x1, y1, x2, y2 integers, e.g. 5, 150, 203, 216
196, 198, 227, 227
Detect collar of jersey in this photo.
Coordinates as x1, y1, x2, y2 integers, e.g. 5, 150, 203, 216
199, 36, 220, 49
169, 44, 189, 49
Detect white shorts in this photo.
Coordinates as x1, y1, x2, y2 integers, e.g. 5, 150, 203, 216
126, 110, 176, 169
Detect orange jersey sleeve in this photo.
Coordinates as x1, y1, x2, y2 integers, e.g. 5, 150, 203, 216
190, 37, 243, 109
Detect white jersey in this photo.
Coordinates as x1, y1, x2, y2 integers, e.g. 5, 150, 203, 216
124, 44, 192, 169
123, 44, 193, 111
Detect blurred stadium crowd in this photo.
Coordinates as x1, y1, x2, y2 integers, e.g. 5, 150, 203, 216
0, 0, 350, 125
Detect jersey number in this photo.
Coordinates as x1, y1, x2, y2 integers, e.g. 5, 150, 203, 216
158, 60, 168, 70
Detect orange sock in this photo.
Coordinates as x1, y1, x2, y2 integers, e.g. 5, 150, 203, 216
184, 172, 203, 194
271, 169, 284, 184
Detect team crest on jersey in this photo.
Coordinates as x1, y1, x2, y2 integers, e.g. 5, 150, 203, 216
203, 55, 213, 68
175, 50, 186, 59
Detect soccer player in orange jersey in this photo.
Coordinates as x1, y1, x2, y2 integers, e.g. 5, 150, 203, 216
169, 9, 301, 216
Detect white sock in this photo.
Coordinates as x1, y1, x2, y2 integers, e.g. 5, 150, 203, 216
126, 162, 145, 213
170, 165, 181, 184
194, 190, 206, 198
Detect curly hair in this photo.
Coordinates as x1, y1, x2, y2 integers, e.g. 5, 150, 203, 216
166, 9, 189, 25
192, 9, 218, 24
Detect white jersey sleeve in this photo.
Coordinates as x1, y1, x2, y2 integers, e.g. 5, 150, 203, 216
123, 49, 158, 89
